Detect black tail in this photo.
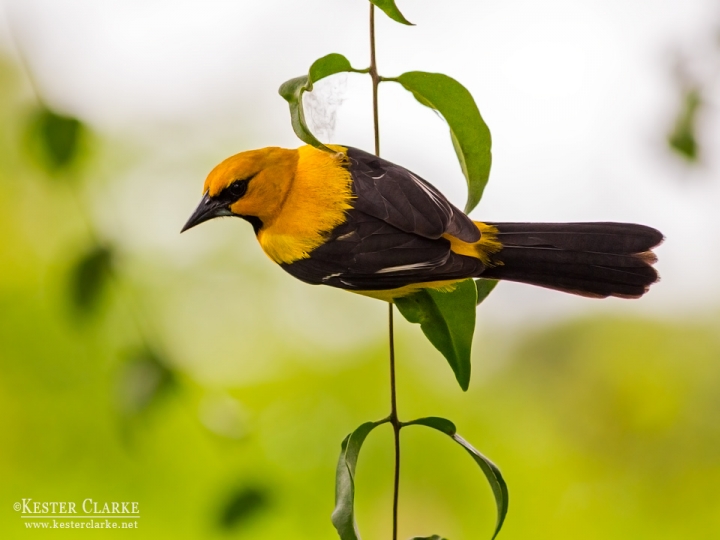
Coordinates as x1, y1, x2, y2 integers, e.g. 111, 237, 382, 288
480, 222, 663, 299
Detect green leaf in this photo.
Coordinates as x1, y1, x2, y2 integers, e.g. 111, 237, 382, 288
370, 0, 413, 25
279, 53, 362, 153
404, 417, 509, 540
26, 106, 85, 174
218, 484, 270, 530
331, 419, 387, 540
116, 347, 176, 416
475, 279, 498, 306
668, 87, 701, 162
69, 243, 113, 316
394, 280, 477, 391
393, 72, 492, 213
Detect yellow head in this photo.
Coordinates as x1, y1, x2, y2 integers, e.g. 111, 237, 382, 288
182, 146, 298, 233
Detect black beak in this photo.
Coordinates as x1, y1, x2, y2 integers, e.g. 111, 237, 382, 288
181, 192, 233, 233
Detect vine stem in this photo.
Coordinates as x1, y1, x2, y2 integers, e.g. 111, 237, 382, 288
369, 5, 400, 539
369, 4, 381, 156
388, 302, 400, 540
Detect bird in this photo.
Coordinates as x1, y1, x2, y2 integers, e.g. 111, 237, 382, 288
181, 144, 662, 302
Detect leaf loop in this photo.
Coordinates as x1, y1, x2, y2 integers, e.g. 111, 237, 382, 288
394, 279, 477, 391
391, 72, 492, 213
369, 0, 414, 26
475, 279, 498, 306
403, 417, 509, 540
331, 419, 388, 540
279, 53, 362, 153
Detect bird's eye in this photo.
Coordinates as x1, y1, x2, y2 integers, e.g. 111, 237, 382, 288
226, 179, 249, 199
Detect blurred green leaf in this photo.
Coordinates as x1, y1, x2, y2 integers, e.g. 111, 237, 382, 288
411, 536, 448, 540
392, 72, 491, 213
370, 0, 413, 25
475, 279, 497, 306
279, 53, 363, 153
218, 485, 270, 530
395, 280, 477, 391
68, 243, 113, 316
404, 417, 508, 540
26, 106, 85, 174
199, 393, 248, 440
668, 87, 701, 162
331, 419, 387, 540
116, 347, 176, 416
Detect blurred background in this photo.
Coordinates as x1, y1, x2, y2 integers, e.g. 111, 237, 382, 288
1, 0, 719, 538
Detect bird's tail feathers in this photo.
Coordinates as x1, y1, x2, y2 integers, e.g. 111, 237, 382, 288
477, 222, 663, 299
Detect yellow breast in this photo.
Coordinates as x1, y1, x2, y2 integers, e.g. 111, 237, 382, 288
257, 145, 354, 264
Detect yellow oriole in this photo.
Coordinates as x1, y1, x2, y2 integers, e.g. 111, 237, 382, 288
182, 145, 661, 301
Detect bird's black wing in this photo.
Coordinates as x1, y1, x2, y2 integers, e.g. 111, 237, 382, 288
281, 147, 485, 291
281, 148, 485, 291
281, 209, 483, 290
346, 147, 481, 243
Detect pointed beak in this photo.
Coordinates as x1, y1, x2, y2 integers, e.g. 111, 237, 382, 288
181, 192, 233, 233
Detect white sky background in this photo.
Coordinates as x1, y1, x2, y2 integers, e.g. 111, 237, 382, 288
2, 0, 719, 332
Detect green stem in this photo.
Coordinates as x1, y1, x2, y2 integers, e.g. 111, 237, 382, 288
389, 302, 400, 540
369, 5, 401, 539
369, 3, 381, 157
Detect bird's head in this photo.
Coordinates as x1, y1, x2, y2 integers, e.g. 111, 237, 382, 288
181, 146, 298, 234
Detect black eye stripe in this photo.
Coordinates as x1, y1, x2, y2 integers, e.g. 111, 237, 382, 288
216, 174, 255, 202
227, 179, 248, 198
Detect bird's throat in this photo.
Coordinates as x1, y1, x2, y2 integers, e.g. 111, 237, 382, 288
258, 145, 354, 264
